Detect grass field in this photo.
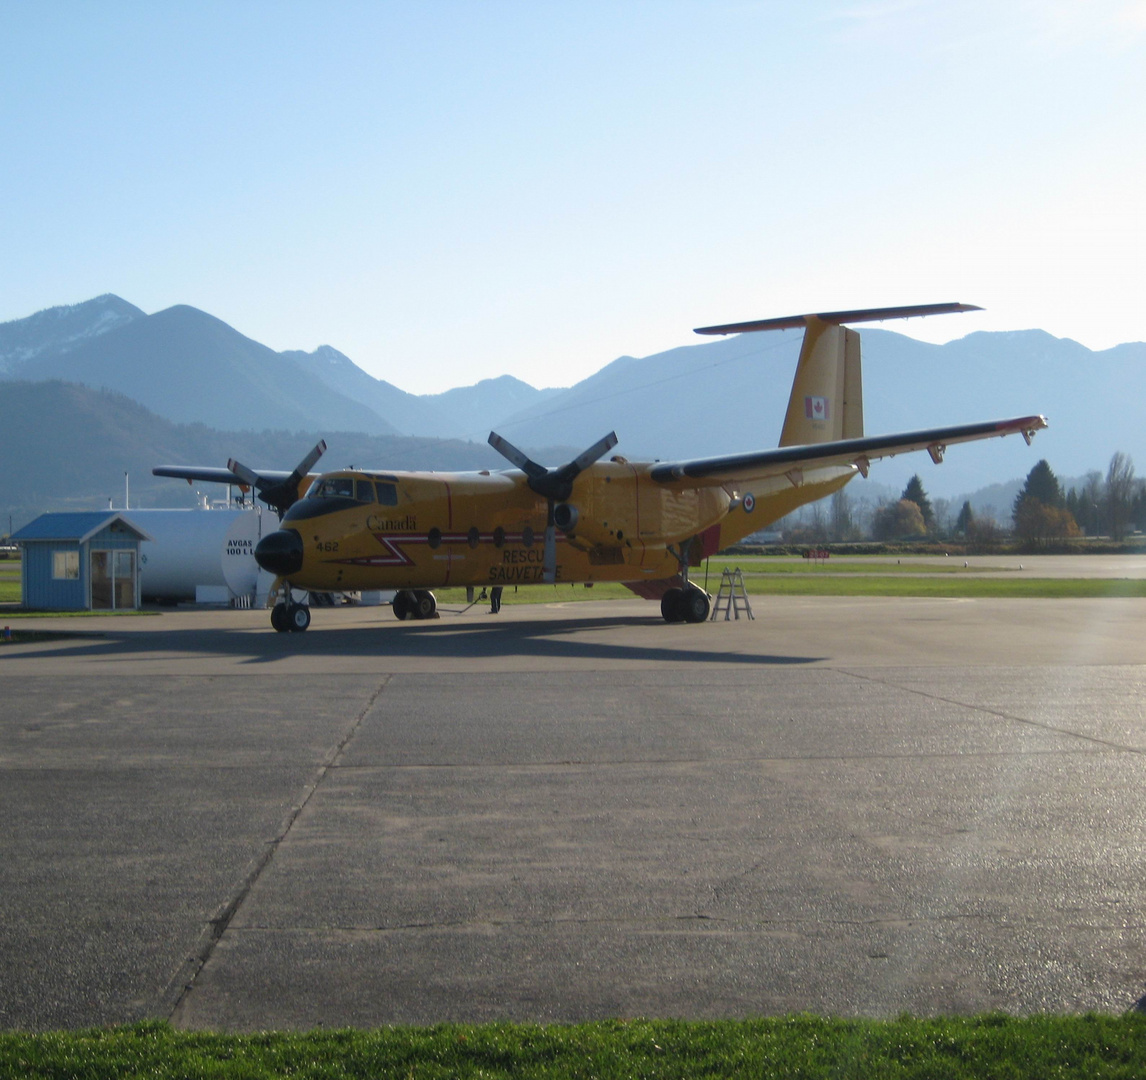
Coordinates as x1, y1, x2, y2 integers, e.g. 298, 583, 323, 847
2, 1016, 1144, 1079
706, 556, 1012, 576
4, 555, 1145, 614
0, 555, 19, 604
438, 563, 1146, 605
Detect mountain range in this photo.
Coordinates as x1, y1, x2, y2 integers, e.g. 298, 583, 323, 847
1, 294, 1143, 529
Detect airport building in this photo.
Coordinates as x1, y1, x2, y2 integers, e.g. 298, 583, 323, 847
10, 512, 151, 611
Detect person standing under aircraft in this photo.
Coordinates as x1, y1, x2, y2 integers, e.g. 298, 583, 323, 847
490, 586, 503, 614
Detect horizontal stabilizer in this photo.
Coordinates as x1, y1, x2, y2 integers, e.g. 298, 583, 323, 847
694, 302, 981, 336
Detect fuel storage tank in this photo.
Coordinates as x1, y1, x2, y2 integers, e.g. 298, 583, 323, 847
121, 508, 266, 602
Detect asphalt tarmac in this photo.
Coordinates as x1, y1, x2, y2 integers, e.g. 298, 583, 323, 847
2, 576, 1146, 1030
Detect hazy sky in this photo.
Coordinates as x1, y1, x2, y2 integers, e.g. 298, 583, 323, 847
3, 1, 1144, 394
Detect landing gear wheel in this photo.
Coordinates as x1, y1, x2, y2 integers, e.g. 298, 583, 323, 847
270, 602, 289, 632
391, 590, 412, 620
287, 604, 311, 632
413, 590, 437, 619
682, 587, 710, 624
660, 587, 685, 624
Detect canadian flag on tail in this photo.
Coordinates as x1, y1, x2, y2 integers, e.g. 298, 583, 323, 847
804, 395, 830, 421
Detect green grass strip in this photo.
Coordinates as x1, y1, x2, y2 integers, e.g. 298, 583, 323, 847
734, 576, 1146, 598
2, 1016, 1145, 1079
0, 609, 156, 619
439, 576, 1146, 603
707, 558, 1013, 576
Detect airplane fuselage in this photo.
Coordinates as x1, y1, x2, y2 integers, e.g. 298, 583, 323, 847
267, 460, 855, 593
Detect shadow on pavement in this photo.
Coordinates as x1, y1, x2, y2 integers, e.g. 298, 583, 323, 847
6, 610, 822, 667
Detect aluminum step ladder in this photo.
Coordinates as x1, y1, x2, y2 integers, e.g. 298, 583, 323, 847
710, 567, 754, 621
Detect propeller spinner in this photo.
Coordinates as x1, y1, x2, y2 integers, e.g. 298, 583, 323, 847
488, 430, 618, 583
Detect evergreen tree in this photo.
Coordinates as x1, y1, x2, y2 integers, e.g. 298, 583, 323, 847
1073, 471, 1105, 536
900, 475, 934, 530
1133, 483, 1146, 533
1065, 487, 1081, 525
1012, 459, 1064, 522
955, 500, 974, 535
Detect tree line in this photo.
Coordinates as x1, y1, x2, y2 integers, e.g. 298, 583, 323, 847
774, 452, 1145, 549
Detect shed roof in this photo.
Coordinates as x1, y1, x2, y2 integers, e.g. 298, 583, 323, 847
11, 512, 153, 545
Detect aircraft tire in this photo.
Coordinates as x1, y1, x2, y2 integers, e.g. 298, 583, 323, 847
270, 602, 289, 633
413, 590, 437, 619
288, 604, 311, 632
682, 587, 710, 623
660, 588, 685, 623
391, 591, 411, 620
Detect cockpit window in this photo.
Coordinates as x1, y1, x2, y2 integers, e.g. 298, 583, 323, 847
307, 477, 356, 499
301, 476, 399, 505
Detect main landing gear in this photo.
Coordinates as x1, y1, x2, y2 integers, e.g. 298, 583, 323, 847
391, 589, 438, 620
271, 600, 311, 633
661, 538, 711, 624
660, 584, 710, 624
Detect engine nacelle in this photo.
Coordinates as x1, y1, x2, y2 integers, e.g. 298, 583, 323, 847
553, 502, 578, 532
552, 502, 625, 548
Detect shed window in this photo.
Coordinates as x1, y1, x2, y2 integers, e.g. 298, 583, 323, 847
53, 551, 79, 580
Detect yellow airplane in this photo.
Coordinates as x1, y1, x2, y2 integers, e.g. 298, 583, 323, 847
155, 303, 1047, 631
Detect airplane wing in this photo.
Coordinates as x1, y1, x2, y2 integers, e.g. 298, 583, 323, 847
151, 466, 295, 486
153, 440, 327, 516
648, 415, 1048, 485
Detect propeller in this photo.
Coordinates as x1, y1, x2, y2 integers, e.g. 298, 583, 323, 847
488, 430, 618, 582
229, 439, 327, 518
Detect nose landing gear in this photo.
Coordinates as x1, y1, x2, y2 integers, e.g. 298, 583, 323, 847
271, 600, 311, 632
268, 579, 311, 632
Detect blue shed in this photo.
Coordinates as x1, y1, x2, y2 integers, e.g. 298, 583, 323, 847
11, 512, 153, 611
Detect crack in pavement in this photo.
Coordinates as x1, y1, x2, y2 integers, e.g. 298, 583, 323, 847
161, 677, 390, 1022
836, 668, 1146, 756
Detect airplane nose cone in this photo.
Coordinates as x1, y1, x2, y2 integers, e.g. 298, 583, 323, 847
255, 529, 304, 576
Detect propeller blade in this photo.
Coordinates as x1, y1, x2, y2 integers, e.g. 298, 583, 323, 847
284, 439, 327, 488
543, 501, 557, 584
492, 429, 620, 520
229, 440, 327, 518
226, 457, 264, 491
568, 431, 618, 475
488, 432, 547, 481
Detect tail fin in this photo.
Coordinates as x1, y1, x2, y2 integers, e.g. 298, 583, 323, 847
694, 302, 982, 448
778, 317, 863, 446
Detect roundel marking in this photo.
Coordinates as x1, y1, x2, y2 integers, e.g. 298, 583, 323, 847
743, 493, 756, 513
